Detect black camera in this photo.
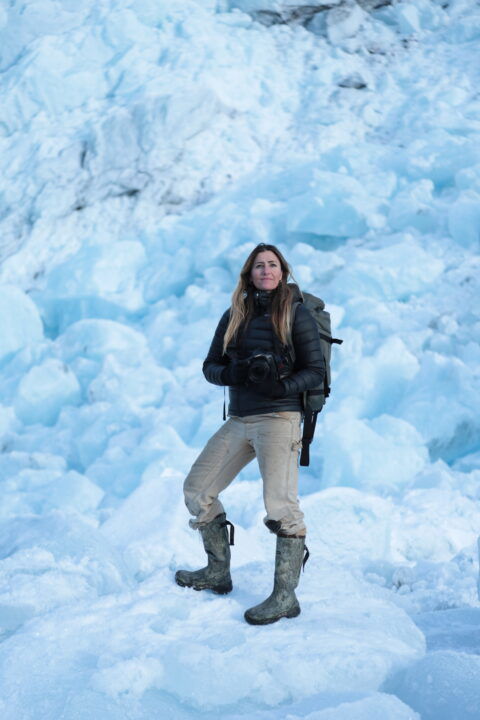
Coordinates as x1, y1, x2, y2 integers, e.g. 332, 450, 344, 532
246, 351, 290, 384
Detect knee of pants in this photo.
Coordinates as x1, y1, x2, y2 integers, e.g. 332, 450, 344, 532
264, 513, 306, 537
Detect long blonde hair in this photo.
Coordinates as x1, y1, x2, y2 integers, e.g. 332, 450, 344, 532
223, 244, 294, 353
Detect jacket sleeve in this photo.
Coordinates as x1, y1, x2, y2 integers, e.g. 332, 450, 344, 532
282, 304, 325, 396
202, 310, 231, 386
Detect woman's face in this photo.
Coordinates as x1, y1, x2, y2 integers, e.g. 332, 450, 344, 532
250, 250, 283, 291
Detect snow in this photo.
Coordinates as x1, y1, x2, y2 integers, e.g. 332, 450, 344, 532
0, 0, 480, 718
386, 649, 480, 720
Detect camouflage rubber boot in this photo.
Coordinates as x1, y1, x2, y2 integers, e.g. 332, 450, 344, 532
244, 535, 307, 625
175, 513, 234, 595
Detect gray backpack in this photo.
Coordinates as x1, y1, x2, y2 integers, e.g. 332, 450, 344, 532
287, 290, 343, 466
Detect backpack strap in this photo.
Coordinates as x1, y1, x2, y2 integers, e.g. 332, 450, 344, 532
300, 409, 317, 467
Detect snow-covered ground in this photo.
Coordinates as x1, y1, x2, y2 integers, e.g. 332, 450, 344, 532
0, 0, 480, 718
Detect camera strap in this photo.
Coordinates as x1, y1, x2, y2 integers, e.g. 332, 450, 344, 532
271, 331, 293, 373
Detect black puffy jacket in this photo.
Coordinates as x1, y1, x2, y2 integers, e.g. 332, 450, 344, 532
203, 286, 325, 417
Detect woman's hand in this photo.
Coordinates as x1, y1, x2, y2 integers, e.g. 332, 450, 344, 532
221, 359, 249, 386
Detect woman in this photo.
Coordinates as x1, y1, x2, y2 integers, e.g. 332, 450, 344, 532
175, 243, 325, 624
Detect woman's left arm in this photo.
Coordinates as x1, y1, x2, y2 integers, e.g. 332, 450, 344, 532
281, 304, 325, 396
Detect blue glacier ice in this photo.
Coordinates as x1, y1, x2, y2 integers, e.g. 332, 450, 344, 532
0, 0, 480, 718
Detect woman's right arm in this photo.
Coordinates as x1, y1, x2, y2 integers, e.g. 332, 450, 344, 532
202, 310, 231, 386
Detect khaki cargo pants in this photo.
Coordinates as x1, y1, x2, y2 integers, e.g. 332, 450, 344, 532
183, 411, 306, 536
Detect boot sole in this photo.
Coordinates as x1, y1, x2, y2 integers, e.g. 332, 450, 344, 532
244, 605, 301, 625
175, 574, 233, 595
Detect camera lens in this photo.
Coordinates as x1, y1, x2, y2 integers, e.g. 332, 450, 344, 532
248, 357, 270, 383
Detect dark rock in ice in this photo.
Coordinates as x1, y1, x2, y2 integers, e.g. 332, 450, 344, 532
338, 73, 368, 89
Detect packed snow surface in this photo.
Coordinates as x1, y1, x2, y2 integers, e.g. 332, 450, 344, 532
0, 0, 480, 718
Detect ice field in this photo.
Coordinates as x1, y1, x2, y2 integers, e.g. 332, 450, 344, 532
0, 0, 480, 718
